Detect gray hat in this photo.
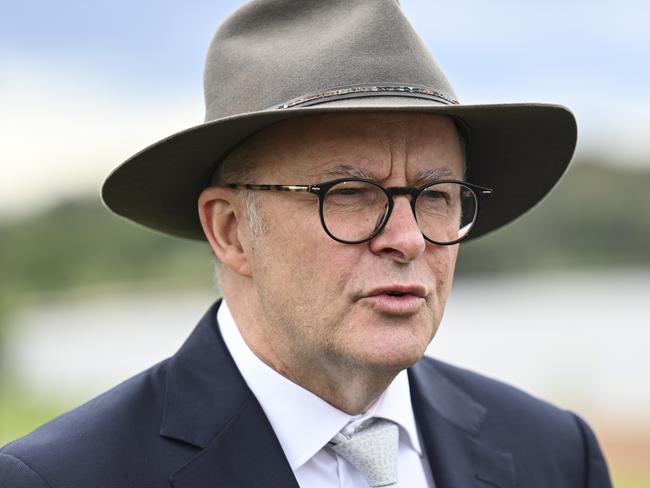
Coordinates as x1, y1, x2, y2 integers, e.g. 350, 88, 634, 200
102, 0, 576, 241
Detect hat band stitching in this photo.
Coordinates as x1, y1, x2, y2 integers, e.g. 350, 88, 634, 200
278, 85, 459, 109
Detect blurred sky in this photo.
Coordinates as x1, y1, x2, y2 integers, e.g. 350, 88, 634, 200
1, 0, 649, 218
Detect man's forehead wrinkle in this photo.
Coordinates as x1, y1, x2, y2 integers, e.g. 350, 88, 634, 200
310, 163, 454, 186
258, 113, 463, 182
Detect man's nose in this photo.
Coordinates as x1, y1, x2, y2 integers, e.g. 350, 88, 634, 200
368, 196, 426, 262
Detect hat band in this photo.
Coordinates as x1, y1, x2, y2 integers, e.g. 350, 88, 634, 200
277, 85, 459, 109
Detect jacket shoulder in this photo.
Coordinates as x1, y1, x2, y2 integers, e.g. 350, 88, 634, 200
420, 356, 574, 420
0, 359, 194, 487
415, 356, 612, 486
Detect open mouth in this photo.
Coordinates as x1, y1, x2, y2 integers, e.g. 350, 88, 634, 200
362, 286, 426, 315
359, 284, 428, 313
384, 291, 407, 297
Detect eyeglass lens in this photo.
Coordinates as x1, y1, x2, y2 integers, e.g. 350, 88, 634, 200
321, 180, 478, 244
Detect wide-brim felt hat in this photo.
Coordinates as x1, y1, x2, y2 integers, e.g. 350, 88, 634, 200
102, 0, 576, 242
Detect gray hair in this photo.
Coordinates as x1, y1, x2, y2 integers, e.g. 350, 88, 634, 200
208, 136, 270, 287
210, 137, 269, 237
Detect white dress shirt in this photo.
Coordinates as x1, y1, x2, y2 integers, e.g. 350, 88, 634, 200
218, 300, 434, 487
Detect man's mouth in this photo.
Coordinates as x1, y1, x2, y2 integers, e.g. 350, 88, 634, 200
360, 285, 428, 315
367, 284, 427, 299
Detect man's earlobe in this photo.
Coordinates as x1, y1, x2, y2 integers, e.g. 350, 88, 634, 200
198, 187, 252, 277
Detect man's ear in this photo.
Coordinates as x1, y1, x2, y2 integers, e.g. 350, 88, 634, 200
198, 186, 252, 277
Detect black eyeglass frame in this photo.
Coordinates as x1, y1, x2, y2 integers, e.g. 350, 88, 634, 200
224, 178, 493, 245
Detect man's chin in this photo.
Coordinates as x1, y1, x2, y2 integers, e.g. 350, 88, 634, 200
347, 339, 430, 374
347, 315, 436, 369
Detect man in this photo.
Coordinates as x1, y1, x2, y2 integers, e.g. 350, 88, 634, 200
1, 0, 611, 487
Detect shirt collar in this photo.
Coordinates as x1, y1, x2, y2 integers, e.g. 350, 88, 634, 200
217, 299, 423, 470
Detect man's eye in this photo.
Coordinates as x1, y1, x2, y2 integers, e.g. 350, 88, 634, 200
330, 188, 365, 196
422, 190, 449, 201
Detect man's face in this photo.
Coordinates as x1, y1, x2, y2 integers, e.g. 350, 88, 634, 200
237, 112, 463, 376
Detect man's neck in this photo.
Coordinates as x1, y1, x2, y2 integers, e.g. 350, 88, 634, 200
223, 288, 400, 415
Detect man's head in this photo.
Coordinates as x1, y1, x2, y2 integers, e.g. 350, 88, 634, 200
101, 0, 577, 410
198, 111, 463, 401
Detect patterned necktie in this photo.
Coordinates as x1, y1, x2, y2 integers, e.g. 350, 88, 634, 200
328, 418, 399, 487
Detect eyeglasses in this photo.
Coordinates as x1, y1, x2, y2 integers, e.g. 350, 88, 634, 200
224, 178, 493, 245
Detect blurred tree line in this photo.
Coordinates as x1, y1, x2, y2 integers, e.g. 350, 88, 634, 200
456, 161, 650, 273
1, 161, 649, 329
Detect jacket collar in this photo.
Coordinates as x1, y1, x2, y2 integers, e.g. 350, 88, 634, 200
161, 300, 514, 488
161, 300, 299, 488
409, 359, 516, 488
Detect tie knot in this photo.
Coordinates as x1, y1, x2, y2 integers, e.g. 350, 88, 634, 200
328, 418, 399, 487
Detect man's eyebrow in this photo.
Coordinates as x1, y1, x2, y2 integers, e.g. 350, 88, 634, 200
318, 165, 377, 180
413, 167, 455, 185
314, 164, 456, 184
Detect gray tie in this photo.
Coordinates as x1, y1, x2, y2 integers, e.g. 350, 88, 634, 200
328, 418, 399, 487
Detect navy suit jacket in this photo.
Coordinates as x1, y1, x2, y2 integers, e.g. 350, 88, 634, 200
1, 301, 612, 487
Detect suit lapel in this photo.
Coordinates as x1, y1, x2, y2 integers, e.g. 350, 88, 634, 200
409, 359, 516, 488
161, 301, 299, 488
169, 396, 299, 488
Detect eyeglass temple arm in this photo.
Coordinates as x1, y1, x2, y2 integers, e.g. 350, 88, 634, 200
225, 182, 494, 198
464, 183, 493, 199
224, 183, 313, 193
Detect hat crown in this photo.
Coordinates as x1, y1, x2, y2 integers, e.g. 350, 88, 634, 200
203, 0, 458, 121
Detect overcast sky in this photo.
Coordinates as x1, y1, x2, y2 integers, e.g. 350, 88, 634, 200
1, 0, 649, 217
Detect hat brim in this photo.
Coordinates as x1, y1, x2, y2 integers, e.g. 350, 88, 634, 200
102, 97, 576, 242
